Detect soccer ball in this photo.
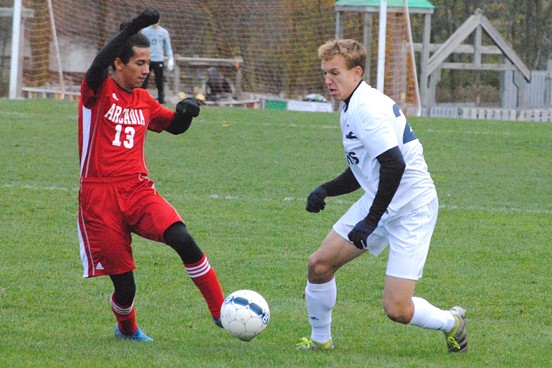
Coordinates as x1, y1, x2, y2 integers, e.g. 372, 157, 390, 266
220, 290, 270, 342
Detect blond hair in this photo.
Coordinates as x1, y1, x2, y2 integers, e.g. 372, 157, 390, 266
317, 39, 366, 75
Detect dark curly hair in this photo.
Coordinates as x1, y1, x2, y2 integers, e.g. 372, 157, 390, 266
117, 32, 150, 64
110, 26, 150, 70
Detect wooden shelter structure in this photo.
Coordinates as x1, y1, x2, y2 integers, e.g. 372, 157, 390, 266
334, 3, 532, 115
423, 8, 531, 109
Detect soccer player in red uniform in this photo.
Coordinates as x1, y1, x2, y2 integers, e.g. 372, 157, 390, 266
77, 8, 224, 341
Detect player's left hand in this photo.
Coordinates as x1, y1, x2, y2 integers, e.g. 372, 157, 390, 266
348, 218, 377, 249
176, 97, 200, 117
167, 58, 175, 71
127, 8, 160, 34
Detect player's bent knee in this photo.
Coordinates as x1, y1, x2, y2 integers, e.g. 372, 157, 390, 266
383, 301, 413, 324
307, 254, 334, 283
164, 222, 194, 247
163, 222, 203, 264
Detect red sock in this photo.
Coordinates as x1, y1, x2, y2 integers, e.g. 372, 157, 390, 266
185, 254, 224, 320
110, 294, 138, 335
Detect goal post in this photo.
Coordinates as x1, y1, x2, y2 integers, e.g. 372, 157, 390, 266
8, 0, 22, 99
383, 0, 422, 116
335, 0, 432, 116
376, 0, 388, 93
403, 1, 422, 116
375, 0, 422, 116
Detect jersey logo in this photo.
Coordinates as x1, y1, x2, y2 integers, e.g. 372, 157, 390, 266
104, 103, 146, 126
96, 262, 104, 270
346, 151, 359, 165
112, 93, 119, 101
345, 131, 357, 139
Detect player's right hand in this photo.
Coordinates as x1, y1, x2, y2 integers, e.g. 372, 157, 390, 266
306, 187, 327, 213
128, 8, 160, 33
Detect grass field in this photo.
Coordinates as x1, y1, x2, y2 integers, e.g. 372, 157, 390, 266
0, 99, 551, 367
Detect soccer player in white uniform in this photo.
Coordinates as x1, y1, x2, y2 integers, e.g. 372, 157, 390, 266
141, 19, 174, 104
296, 39, 468, 353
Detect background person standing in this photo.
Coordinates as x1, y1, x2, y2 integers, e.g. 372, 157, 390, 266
141, 19, 174, 104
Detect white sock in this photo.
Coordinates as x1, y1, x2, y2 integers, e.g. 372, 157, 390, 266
409, 296, 455, 332
305, 278, 336, 343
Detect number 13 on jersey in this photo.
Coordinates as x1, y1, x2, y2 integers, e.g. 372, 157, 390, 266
112, 124, 136, 149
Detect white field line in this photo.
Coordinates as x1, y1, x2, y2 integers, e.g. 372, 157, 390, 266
260, 123, 338, 130
422, 128, 519, 137
209, 194, 552, 215
0, 183, 77, 191
1, 184, 550, 215
437, 204, 552, 215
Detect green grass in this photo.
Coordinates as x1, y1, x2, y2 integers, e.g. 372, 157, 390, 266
0, 99, 551, 367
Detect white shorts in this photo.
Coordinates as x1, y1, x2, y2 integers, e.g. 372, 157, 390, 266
333, 195, 438, 280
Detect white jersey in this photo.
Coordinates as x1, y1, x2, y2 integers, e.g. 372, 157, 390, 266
340, 81, 436, 215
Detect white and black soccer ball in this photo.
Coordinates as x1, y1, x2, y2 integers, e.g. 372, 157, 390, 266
220, 290, 270, 342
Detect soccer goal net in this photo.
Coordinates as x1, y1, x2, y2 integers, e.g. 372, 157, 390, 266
10, 0, 422, 113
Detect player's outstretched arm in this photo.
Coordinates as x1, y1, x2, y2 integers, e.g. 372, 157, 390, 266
165, 98, 200, 135
125, 8, 160, 34
86, 8, 160, 93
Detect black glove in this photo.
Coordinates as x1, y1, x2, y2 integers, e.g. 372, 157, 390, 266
127, 8, 160, 34
348, 218, 377, 249
176, 98, 200, 118
306, 187, 327, 213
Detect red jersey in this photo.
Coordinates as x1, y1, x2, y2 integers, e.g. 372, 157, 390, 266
78, 76, 174, 178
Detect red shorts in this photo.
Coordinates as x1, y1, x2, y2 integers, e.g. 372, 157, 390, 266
78, 175, 182, 277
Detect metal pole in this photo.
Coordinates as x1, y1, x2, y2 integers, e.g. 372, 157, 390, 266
9, 0, 22, 99
47, 0, 65, 98
376, 0, 387, 92
403, 0, 421, 116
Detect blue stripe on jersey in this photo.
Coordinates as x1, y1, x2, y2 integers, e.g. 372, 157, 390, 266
393, 103, 417, 144
403, 122, 417, 143
393, 103, 401, 117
